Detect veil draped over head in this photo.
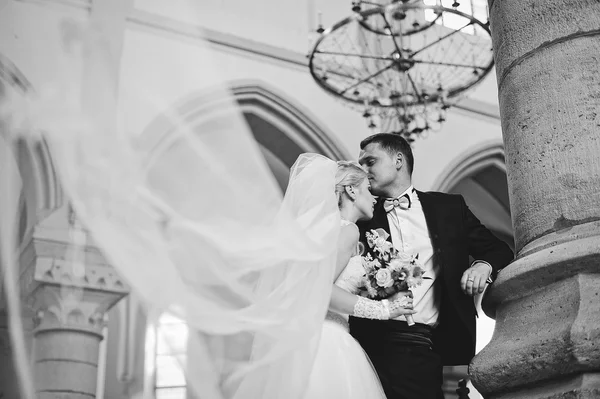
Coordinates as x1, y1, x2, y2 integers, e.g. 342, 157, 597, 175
0, 2, 342, 398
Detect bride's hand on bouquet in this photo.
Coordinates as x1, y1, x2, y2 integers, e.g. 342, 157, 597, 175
388, 291, 416, 319
389, 290, 413, 302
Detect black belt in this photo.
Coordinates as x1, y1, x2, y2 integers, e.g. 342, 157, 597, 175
387, 321, 434, 348
349, 317, 435, 348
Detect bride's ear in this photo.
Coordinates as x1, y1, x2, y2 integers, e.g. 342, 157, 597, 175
344, 185, 357, 201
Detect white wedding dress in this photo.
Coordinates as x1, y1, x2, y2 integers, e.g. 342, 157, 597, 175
303, 221, 387, 399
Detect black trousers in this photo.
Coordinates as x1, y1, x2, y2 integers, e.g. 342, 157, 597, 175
350, 320, 444, 399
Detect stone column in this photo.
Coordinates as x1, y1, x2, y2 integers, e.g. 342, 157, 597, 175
21, 207, 129, 399
470, 1, 600, 398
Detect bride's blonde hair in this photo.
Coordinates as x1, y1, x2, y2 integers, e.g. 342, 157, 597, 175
335, 161, 368, 208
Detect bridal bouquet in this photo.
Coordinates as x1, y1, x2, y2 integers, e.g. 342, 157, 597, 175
360, 228, 425, 324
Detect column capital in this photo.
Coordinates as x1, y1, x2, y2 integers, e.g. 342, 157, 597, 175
19, 207, 129, 335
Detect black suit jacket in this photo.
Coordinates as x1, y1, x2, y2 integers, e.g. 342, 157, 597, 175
351, 190, 513, 366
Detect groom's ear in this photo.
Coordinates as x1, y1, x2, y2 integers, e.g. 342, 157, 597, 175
344, 185, 357, 200
395, 152, 404, 170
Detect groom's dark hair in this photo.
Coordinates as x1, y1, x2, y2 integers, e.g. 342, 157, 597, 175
360, 133, 414, 175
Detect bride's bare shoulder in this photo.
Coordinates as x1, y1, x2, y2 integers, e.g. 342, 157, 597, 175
339, 223, 359, 248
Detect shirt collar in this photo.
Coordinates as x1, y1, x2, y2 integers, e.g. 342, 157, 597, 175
398, 185, 415, 200
375, 185, 417, 204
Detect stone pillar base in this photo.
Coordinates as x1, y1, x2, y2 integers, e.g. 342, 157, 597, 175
493, 373, 600, 399
471, 222, 600, 397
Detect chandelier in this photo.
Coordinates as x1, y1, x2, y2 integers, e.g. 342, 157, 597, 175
308, 0, 493, 142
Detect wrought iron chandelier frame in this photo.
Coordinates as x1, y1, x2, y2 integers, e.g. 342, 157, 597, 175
308, 2, 494, 109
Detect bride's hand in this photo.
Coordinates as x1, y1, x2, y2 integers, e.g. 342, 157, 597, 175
389, 290, 413, 302
388, 291, 416, 319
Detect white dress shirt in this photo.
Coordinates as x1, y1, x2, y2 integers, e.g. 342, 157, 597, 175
387, 186, 440, 326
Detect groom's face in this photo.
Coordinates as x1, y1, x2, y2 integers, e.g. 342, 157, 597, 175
358, 143, 399, 196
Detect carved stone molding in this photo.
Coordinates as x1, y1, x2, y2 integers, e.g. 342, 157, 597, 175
19, 215, 129, 335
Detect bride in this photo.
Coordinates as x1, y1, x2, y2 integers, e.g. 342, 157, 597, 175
0, 7, 412, 396
302, 158, 415, 398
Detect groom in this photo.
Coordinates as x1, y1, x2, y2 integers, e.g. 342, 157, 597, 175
350, 133, 513, 399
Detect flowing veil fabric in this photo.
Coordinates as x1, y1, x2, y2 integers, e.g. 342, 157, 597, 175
0, 3, 341, 398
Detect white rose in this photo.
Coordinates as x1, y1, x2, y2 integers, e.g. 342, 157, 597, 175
375, 268, 394, 288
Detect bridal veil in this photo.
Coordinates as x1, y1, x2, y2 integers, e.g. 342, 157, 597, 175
0, 2, 342, 398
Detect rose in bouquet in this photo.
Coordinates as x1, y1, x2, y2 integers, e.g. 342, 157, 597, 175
361, 228, 425, 325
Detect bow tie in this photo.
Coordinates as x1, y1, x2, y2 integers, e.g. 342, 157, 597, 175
383, 193, 412, 213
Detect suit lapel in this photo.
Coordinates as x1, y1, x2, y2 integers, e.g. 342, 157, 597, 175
358, 197, 392, 253
415, 190, 443, 265
363, 192, 445, 260
371, 197, 392, 241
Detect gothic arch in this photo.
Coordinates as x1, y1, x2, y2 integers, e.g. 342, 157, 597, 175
433, 141, 507, 193
140, 80, 349, 190
0, 55, 63, 240
15, 139, 63, 220
230, 82, 349, 160
432, 141, 513, 249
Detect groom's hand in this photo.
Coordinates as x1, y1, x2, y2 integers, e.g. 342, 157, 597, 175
461, 262, 492, 296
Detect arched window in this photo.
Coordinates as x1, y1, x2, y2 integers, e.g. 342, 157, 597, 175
148, 314, 188, 399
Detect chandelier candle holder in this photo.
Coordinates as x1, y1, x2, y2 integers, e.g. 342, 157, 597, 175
351, 0, 441, 37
